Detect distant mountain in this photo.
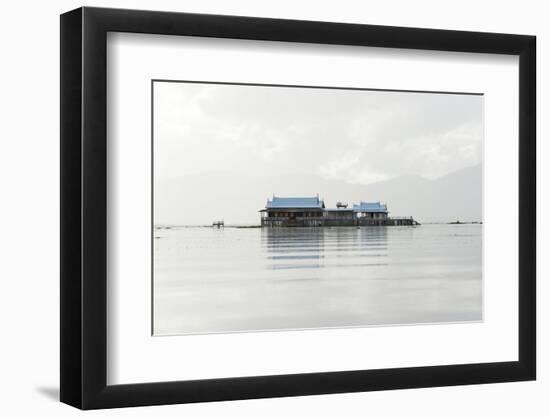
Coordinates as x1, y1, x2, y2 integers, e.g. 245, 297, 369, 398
356, 164, 482, 223
154, 164, 482, 225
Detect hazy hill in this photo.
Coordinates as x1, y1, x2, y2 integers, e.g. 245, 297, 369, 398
155, 164, 482, 225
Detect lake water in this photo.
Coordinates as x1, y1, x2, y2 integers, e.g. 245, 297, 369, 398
153, 224, 482, 335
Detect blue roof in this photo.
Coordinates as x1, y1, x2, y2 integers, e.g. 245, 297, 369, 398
353, 201, 388, 212
266, 196, 325, 209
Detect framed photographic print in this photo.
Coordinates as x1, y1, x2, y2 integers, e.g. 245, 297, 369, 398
60, 7, 536, 409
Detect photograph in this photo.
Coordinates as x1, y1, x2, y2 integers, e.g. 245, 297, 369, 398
55, 4, 538, 411
152, 80, 484, 336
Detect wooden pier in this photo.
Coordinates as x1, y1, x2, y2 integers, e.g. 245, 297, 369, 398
261, 216, 419, 227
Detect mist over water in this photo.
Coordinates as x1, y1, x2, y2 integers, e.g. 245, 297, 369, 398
153, 224, 482, 335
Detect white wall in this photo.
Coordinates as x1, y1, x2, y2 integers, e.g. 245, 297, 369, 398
0, 0, 545, 415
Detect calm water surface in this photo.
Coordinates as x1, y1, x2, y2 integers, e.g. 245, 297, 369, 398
154, 225, 482, 335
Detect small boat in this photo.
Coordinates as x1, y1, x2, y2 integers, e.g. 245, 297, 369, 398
212, 220, 224, 228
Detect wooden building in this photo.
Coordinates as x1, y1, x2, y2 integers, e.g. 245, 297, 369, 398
260, 196, 418, 227
353, 201, 388, 225
260, 196, 326, 227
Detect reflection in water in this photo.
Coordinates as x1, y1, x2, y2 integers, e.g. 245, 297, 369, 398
153, 225, 482, 335
263, 227, 387, 270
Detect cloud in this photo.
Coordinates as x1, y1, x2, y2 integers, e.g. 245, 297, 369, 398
154, 82, 483, 183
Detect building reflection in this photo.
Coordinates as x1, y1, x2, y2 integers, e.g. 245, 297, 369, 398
261, 226, 388, 271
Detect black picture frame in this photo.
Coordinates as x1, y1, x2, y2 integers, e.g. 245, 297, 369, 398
60, 6, 536, 410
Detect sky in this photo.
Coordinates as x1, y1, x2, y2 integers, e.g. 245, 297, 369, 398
153, 81, 483, 225
153, 81, 483, 185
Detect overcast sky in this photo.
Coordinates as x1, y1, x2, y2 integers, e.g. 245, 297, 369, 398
153, 81, 483, 185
